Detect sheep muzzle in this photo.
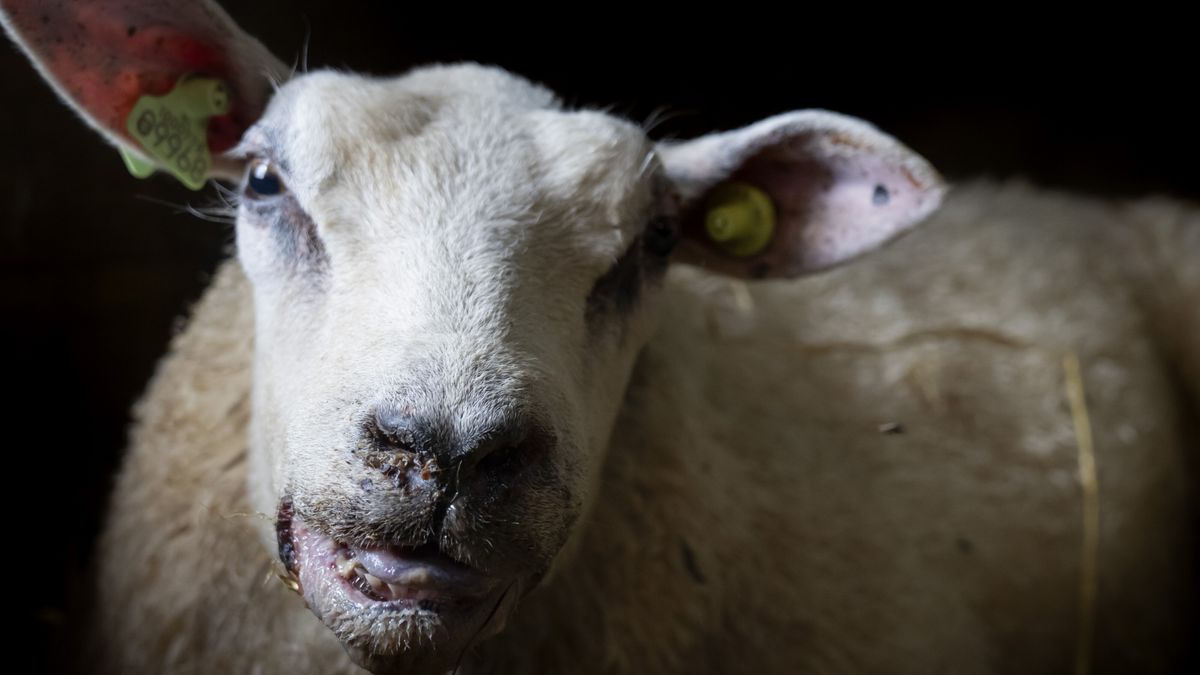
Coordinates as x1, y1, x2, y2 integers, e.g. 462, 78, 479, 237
274, 498, 523, 673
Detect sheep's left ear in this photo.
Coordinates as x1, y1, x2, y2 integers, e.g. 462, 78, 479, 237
658, 111, 945, 278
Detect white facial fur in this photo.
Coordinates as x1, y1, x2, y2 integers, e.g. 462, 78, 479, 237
237, 65, 666, 583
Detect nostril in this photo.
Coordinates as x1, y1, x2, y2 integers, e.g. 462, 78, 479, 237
364, 407, 553, 479
473, 441, 519, 474
467, 423, 554, 476
373, 406, 417, 449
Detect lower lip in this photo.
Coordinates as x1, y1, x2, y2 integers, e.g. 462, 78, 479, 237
289, 520, 494, 610
337, 552, 487, 608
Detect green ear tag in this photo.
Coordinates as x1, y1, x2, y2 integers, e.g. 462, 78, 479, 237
704, 182, 776, 257
118, 147, 156, 178
123, 76, 232, 190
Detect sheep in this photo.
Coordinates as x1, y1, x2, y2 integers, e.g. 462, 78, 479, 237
4, 1, 1197, 674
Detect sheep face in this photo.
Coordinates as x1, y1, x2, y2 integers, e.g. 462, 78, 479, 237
239, 66, 668, 672
227, 64, 945, 671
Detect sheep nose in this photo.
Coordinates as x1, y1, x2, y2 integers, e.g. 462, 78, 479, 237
367, 406, 549, 480
373, 406, 419, 450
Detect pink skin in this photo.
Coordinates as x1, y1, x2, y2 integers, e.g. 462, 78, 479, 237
1, 0, 267, 152
292, 521, 498, 609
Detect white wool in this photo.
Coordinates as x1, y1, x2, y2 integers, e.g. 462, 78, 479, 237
90, 178, 1198, 673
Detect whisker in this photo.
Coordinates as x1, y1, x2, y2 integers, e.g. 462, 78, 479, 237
264, 67, 284, 93
132, 193, 238, 224
300, 16, 313, 74
641, 106, 697, 139
452, 580, 516, 674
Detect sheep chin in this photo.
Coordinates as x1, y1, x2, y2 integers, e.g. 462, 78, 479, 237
284, 516, 518, 675
321, 585, 516, 675
339, 582, 521, 675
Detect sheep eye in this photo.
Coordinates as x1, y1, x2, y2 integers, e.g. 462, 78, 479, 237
245, 159, 286, 199
644, 216, 680, 257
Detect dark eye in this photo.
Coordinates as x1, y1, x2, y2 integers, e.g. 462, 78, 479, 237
644, 216, 680, 257
245, 159, 286, 199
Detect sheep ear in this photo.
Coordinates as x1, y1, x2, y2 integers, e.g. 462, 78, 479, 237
658, 111, 945, 278
0, 0, 287, 184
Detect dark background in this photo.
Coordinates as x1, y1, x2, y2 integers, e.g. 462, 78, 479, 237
3, 5, 1195, 672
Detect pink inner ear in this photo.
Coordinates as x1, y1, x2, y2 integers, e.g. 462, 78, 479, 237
677, 128, 943, 279
4, 0, 253, 153
738, 138, 938, 273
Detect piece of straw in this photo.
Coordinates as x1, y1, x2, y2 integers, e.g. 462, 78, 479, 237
1063, 352, 1099, 675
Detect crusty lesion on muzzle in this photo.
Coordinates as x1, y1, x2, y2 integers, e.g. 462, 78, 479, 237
281, 433, 574, 580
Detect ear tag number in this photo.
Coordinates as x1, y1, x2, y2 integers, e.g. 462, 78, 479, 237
704, 182, 776, 257
120, 76, 232, 190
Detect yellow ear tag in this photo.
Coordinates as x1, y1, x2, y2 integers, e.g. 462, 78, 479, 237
120, 76, 232, 190
704, 182, 776, 257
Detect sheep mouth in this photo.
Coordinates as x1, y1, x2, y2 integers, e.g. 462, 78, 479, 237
275, 500, 518, 672
333, 542, 489, 605
293, 526, 497, 609
276, 500, 498, 609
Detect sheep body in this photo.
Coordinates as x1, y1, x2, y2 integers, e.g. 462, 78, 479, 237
92, 180, 1198, 674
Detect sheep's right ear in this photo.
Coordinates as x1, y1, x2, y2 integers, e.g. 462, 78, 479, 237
0, 0, 287, 185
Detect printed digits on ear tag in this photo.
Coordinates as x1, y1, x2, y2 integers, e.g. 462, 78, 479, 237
124, 76, 233, 190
